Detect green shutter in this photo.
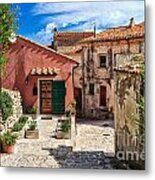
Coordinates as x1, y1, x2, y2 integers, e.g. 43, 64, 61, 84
52, 81, 66, 114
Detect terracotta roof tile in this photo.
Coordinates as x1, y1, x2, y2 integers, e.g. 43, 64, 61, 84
55, 32, 94, 46
81, 22, 144, 43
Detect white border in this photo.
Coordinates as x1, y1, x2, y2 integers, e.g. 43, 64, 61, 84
1, 0, 155, 179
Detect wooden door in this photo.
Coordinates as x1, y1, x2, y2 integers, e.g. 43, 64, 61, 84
52, 81, 66, 114
40, 80, 52, 114
100, 86, 106, 107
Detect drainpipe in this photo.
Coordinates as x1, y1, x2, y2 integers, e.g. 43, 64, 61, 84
71, 62, 79, 114
71, 63, 79, 147
82, 46, 86, 118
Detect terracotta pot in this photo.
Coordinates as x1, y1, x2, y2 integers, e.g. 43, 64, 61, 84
63, 130, 71, 139
56, 131, 63, 139
3, 144, 15, 153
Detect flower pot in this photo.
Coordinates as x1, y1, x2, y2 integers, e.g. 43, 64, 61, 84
63, 130, 71, 139
3, 144, 15, 153
56, 130, 63, 139
25, 129, 39, 139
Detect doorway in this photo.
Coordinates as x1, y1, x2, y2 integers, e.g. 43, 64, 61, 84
100, 86, 106, 107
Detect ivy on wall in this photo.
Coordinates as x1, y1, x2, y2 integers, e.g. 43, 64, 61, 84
0, 91, 13, 121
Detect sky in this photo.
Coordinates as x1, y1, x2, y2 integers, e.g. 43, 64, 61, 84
14, 0, 145, 45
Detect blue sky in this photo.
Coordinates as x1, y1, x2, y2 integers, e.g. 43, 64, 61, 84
15, 0, 144, 45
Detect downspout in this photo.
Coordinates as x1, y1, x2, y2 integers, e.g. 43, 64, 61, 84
71, 62, 79, 147
72, 63, 79, 101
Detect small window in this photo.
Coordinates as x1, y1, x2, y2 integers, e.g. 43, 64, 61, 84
99, 55, 107, 68
89, 83, 95, 95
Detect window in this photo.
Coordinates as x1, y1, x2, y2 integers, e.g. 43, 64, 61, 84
89, 83, 95, 95
99, 55, 107, 68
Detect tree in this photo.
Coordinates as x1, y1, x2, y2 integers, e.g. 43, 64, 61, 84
0, 4, 18, 91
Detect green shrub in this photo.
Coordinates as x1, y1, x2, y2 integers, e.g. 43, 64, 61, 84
28, 120, 37, 130
19, 116, 28, 124
0, 91, 13, 121
2, 131, 17, 146
12, 116, 28, 132
61, 120, 71, 133
12, 122, 23, 132
26, 107, 37, 114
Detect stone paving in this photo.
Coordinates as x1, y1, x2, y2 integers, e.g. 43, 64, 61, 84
1, 118, 116, 169
75, 119, 115, 157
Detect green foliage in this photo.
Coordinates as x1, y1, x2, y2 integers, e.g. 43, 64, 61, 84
2, 131, 17, 146
12, 122, 23, 132
61, 120, 71, 133
19, 116, 28, 124
28, 120, 37, 130
67, 99, 76, 116
137, 61, 145, 135
0, 91, 13, 121
26, 107, 37, 114
12, 116, 28, 132
0, 4, 19, 90
0, 4, 18, 49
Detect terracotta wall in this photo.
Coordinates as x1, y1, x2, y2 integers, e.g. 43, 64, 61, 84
2, 38, 76, 112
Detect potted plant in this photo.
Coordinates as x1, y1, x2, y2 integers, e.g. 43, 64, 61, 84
26, 107, 37, 119
25, 120, 39, 139
56, 119, 71, 139
61, 119, 71, 139
1, 131, 18, 153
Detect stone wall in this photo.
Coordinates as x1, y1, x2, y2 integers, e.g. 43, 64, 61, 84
114, 70, 142, 153
1, 88, 23, 130
80, 45, 114, 119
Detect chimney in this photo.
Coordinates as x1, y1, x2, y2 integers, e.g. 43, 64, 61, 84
93, 23, 96, 38
52, 27, 58, 51
129, 17, 135, 27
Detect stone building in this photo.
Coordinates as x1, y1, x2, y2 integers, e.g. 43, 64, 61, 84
50, 18, 144, 120
79, 19, 144, 119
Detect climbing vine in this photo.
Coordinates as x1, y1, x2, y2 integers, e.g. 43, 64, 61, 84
0, 4, 19, 91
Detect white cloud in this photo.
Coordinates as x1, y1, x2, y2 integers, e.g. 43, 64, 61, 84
30, 1, 144, 44
30, 22, 56, 45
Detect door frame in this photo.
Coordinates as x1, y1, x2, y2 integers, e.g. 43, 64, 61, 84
38, 78, 53, 116
37, 78, 66, 115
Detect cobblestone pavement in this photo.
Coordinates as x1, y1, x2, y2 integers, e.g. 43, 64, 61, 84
75, 119, 115, 157
1, 118, 116, 169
